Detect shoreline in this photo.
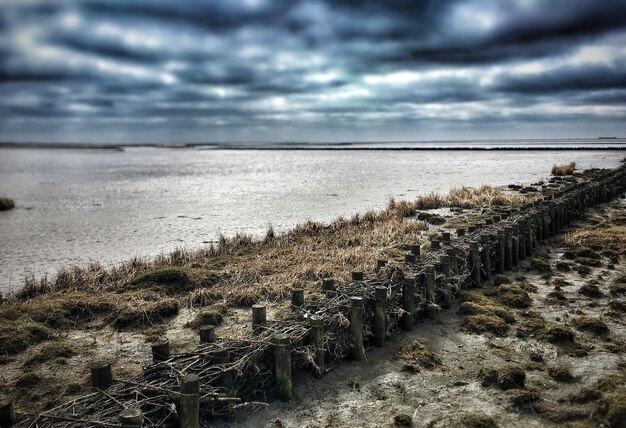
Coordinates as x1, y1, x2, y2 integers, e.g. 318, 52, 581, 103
1, 163, 625, 426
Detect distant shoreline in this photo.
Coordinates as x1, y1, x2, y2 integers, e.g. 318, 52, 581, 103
2, 142, 626, 151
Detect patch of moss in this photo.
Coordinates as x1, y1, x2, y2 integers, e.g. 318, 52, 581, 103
185, 305, 227, 329
576, 265, 592, 276
610, 281, 626, 296
479, 364, 526, 390
23, 342, 77, 367
572, 316, 609, 335
487, 284, 532, 308
556, 261, 571, 272
516, 317, 546, 338
546, 290, 568, 304
0, 321, 52, 355
548, 365, 576, 383
606, 392, 626, 428
608, 300, 626, 313
112, 299, 179, 329
393, 414, 412, 427
494, 274, 510, 286
459, 301, 515, 324
463, 315, 509, 336
552, 277, 572, 288
394, 340, 441, 369
568, 388, 602, 404
459, 413, 498, 428
129, 267, 197, 294
575, 257, 602, 268
507, 388, 541, 409
517, 281, 538, 293
543, 325, 575, 345
579, 283, 603, 298
531, 256, 551, 273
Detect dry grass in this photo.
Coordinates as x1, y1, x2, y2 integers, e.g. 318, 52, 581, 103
551, 162, 576, 176
447, 185, 532, 208
0, 196, 15, 211
563, 205, 626, 254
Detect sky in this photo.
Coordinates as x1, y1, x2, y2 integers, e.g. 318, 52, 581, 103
0, 0, 625, 144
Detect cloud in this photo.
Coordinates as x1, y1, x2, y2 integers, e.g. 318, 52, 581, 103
0, 0, 625, 142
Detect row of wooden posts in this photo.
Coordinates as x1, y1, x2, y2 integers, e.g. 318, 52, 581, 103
2, 168, 625, 428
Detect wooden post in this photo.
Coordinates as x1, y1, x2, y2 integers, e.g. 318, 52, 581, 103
291, 288, 304, 308
119, 408, 143, 428
493, 215, 501, 223
322, 278, 335, 291
480, 235, 492, 282
351, 271, 364, 281
439, 254, 450, 276
504, 227, 513, 271
456, 228, 465, 237
151, 338, 170, 362
0, 401, 16, 428
199, 325, 216, 344
310, 316, 325, 377
213, 348, 233, 391
442, 232, 451, 243
470, 241, 481, 287
274, 334, 293, 401
376, 259, 388, 272
400, 278, 415, 330
431, 239, 441, 250
91, 361, 113, 389
405, 253, 416, 263
496, 231, 505, 274
350, 297, 366, 362
526, 217, 534, 254
468, 225, 476, 233
410, 244, 421, 256
252, 304, 267, 334
485, 218, 493, 225
518, 221, 527, 260
447, 247, 458, 275
542, 209, 550, 240
179, 374, 200, 428
424, 265, 437, 317
373, 286, 387, 347
511, 224, 519, 267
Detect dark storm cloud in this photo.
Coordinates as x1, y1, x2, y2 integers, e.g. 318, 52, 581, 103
0, 0, 625, 142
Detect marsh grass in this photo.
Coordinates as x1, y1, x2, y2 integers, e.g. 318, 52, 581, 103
0, 196, 15, 211
551, 162, 576, 176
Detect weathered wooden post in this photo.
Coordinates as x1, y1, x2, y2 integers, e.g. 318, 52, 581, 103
456, 228, 465, 237
151, 338, 171, 362
322, 278, 336, 291
291, 288, 304, 308
91, 361, 113, 389
442, 232, 451, 243
470, 241, 481, 287
213, 348, 233, 391
526, 217, 535, 254
405, 253, 416, 263
518, 221, 527, 260
496, 231, 505, 274
480, 235, 492, 282
119, 408, 143, 428
504, 227, 513, 271
376, 259, 388, 272
350, 297, 366, 361
468, 225, 476, 233
200, 325, 216, 344
0, 401, 16, 428
400, 278, 415, 330
179, 374, 200, 428
439, 254, 450, 276
447, 247, 458, 275
424, 265, 437, 317
351, 271, 364, 281
252, 304, 267, 334
310, 316, 325, 377
373, 286, 387, 347
439, 254, 452, 307
511, 224, 519, 267
542, 210, 550, 241
410, 244, 421, 256
274, 334, 293, 401
431, 238, 441, 250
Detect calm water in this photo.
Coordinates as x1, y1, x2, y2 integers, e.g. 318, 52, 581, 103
0, 147, 624, 292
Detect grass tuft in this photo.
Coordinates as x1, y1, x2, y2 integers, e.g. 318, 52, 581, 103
479, 364, 526, 390
572, 316, 609, 335
394, 340, 441, 370
551, 162, 576, 176
0, 196, 15, 211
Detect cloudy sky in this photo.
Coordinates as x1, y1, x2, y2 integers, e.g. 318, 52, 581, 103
1, 0, 625, 143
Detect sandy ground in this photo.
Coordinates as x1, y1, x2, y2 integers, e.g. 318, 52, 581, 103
223, 202, 626, 428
